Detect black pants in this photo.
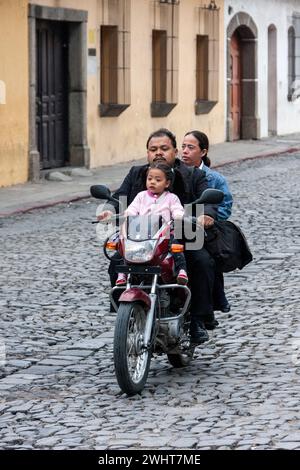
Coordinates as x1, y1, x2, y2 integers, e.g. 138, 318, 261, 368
213, 271, 227, 307
108, 252, 123, 287
185, 248, 215, 319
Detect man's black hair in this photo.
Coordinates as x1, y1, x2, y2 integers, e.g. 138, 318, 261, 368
146, 128, 177, 149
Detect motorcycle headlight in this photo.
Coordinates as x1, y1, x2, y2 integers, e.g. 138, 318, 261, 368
124, 239, 156, 263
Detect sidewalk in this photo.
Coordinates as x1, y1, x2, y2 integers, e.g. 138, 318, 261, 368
1, 133, 300, 217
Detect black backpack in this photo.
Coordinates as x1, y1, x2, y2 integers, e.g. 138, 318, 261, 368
204, 220, 253, 273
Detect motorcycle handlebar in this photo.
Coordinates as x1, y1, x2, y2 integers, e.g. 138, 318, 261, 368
92, 215, 203, 227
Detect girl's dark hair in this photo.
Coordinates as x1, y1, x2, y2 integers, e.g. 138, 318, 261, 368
147, 163, 175, 190
185, 130, 211, 167
146, 128, 177, 149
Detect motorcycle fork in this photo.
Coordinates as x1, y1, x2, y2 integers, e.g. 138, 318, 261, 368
143, 274, 158, 350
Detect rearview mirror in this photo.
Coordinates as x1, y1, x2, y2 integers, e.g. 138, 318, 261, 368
90, 185, 113, 201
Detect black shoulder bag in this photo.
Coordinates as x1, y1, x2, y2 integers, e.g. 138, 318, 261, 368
204, 220, 253, 273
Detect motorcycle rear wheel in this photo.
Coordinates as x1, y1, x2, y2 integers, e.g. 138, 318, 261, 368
114, 302, 151, 396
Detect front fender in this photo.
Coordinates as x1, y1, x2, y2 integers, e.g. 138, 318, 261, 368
119, 288, 151, 311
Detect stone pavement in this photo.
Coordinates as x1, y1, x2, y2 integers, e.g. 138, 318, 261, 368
1, 133, 300, 217
0, 153, 300, 449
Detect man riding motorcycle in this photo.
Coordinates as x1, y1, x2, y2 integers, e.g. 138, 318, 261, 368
96, 128, 218, 344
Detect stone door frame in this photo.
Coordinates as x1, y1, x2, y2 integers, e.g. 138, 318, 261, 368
28, 4, 90, 181
227, 12, 260, 141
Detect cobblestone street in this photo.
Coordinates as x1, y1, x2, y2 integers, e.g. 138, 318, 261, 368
0, 154, 300, 450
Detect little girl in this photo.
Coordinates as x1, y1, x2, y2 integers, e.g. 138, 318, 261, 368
116, 162, 188, 286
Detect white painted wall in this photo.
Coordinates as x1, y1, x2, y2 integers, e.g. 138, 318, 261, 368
224, 0, 300, 137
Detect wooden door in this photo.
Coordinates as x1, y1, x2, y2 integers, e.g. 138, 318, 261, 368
230, 32, 241, 141
36, 20, 68, 169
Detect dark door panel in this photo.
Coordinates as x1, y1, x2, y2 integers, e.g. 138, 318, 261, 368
36, 20, 68, 169
230, 32, 241, 141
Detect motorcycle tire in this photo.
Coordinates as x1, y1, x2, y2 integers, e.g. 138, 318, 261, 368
167, 349, 195, 368
113, 302, 152, 396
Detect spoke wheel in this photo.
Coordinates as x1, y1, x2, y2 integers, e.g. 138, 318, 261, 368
114, 302, 151, 396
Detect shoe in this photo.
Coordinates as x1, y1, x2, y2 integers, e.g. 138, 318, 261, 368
203, 315, 219, 330
214, 301, 231, 313
190, 320, 209, 344
213, 286, 231, 313
116, 273, 127, 286
177, 269, 188, 285
205, 319, 219, 330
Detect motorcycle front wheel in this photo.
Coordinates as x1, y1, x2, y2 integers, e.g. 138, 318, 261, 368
113, 302, 151, 396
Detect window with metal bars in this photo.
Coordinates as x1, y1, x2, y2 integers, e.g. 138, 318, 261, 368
151, 0, 178, 117
152, 30, 167, 103
101, 25, 118, 105
195, 6, 219, 114
196, 35, 209, 101
288, 26, 296, 101
99, 0, 130, 117
287, 14, 300, 102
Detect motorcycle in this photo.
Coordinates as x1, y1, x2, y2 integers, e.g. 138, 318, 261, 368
91, 185, 223, 396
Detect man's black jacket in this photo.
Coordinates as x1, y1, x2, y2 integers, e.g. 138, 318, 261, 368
109, 159, 217, 219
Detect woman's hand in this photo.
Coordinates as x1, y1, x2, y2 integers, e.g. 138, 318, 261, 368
97, 210, 113, 221
197, 215, 215, 229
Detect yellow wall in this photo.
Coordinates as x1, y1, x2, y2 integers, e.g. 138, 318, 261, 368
3, 0, 225, 185
90, 0, 225, 167
0, 0, 29, 187
178, 1, 225, 145
36, 0, 225, 168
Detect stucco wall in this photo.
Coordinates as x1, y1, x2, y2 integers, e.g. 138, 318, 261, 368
0, 0, 29, 187
89, 0, 225, 166
33, 0, 225, 168
97, 0, 225, 166
225, 0, 300, 137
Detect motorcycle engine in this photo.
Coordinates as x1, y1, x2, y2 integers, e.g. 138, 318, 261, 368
158, 289, 185, 343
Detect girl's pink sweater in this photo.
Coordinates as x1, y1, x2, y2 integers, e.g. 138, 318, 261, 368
125, 190, 184, 222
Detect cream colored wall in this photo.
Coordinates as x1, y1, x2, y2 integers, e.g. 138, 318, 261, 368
0, 0, 29, 188
91, 0, 225, 167
91, 0, 154, 166
33, 0, 225, 168
92, 0, 225, 166
177, 1, 225, 146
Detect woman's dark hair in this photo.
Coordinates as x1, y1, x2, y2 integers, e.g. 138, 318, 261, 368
147, 162, 175, 190
185, 130, 211, 167
146, 128, 177, 150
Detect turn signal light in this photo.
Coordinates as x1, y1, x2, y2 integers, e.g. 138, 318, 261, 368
105, 241, 118, 250
170, 243, 184, 253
